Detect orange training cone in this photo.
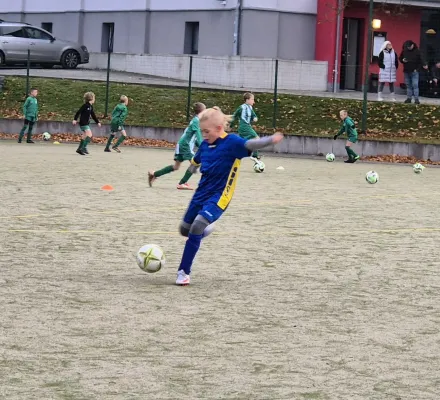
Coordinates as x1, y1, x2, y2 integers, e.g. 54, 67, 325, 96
101, 185, 114, 191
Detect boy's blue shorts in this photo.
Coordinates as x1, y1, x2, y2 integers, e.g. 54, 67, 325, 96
183, 200, 224, 224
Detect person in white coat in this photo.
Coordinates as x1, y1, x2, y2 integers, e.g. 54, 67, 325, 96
378, 41, 399, 101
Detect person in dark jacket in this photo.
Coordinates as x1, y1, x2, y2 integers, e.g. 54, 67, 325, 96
429, 61, 440, 96
399, 40, 428, 104
72, 92, 101, 155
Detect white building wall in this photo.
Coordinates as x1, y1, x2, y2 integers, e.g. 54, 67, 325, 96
24, 0, 81, 13
11, 0, 319, 13
83, 0, 149, 12
149, 0, 239, 10
0, 0, 23, 13
243, 0, 317, 13
80, 53, 328, 91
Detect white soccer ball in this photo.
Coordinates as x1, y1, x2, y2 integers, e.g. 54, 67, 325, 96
42, 132, 51, 141
413, 163, 425, 174
253, 161, 265, 173
326, 153, 335, 162
136, 244, 165, 273
365, 170, 379, 184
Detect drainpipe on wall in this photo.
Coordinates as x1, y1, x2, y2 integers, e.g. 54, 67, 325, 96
233, 0, 242, 56
333, 0, 343, 93
20, 0, 26, 23
78, 0, 85, 45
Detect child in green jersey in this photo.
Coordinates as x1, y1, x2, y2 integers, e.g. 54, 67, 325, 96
18, 88, 38, 144
105, 95, 129, 153
148, 102, 206, 190
333, 110, 360, 163
231, 92, 260, 163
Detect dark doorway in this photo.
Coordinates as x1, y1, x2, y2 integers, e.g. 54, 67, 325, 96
341, 18, 361, 90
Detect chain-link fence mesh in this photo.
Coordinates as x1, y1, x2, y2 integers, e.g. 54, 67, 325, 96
14, 50, 440, 139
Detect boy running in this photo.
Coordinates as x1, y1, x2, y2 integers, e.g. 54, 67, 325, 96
175, 107, 283, 286
105, 95, 129, 153
18, 88, 38, 144
231, 92, 260, 163
333, 110, 360, 163
73, 92, 101, 155
148, 102, 206, 190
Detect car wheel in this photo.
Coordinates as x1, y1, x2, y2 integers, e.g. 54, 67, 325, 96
0, 51, 5, 66
61, 50, 79, 69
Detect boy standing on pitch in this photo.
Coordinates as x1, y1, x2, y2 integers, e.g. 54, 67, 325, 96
231, 92, 260, 164
334, 110, 360, 163
105, 95, 129, 153
18, 88, 38, 144
73, 92, 101, 155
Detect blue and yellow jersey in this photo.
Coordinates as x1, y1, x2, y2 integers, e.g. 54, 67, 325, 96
191, 133, 250, 209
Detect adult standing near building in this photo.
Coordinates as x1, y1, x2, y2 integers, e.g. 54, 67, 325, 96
378, 41, 398, 102
399, 40, 428, 104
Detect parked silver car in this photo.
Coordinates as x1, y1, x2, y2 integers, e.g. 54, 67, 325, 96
0, 21, 89, 69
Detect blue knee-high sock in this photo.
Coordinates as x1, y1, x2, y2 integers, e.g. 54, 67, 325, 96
178, 233, 203, 275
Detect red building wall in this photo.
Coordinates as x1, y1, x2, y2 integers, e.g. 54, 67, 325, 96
344, 2, 422, 88
316, 0, 422, 89
315, 0, 344, 89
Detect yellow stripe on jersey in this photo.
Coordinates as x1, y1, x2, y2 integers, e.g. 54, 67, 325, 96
217, 158, 241, 210
190, 158, 200, 166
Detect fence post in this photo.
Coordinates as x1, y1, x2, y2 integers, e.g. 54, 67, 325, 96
186, 56, 193, 121
26, 49, 30, 95
272, 59, 279, 129
361, 0, 374, 133
104, 25, 114, 117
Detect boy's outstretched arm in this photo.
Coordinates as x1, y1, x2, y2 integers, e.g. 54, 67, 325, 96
245, 133, 283, 151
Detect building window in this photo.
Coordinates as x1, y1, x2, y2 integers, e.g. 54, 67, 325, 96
101, 23, 115, 53
184, 22, 199, 55
41, 22, 53, 33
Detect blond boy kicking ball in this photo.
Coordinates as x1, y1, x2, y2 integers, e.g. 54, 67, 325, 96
175, 107, 283, 286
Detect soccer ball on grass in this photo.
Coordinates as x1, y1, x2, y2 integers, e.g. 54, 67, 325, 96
253, 161, 265, 173
42, 132, 51, 141
365, 170, 379, 184
326, 153, 335, 162
136, 244, 166, 273
413, 163, 425, 174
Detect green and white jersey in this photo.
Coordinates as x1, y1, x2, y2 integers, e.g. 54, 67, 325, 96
177, 116, 203, 154
233, 104, 257, 126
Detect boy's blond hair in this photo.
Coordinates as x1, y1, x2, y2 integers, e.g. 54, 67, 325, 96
120, 95, 128, 103
200, 108, 232, 131
340, 109, 348, 115
84, 92, 95, 102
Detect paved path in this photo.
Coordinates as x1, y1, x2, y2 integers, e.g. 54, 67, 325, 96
2, 67, 440, 105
